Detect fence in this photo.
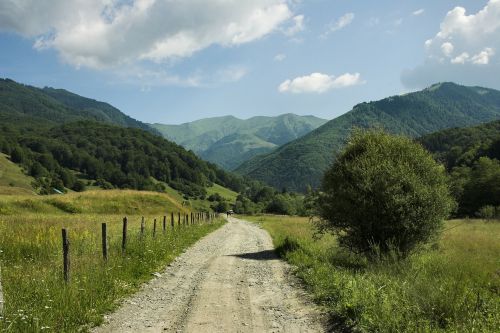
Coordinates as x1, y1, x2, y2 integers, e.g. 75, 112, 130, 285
61, 211, 220, 284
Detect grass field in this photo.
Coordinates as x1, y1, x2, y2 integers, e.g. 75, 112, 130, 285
0, 153, 35, 195
0, 191, 224, 332
242, 215, 500, 332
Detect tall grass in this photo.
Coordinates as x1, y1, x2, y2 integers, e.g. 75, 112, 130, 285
243, 215, 500, 332
0, 191, 224, 332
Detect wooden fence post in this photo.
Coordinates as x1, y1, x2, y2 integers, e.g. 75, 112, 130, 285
62, 228, 70, 283
163, 215, 166, 232
171, 212, 174, 229
0, 262, 3, 316
122, 217, 128, 253
153, 218, 157, 237
178, 212, 181, 227
102, 223, 108, 261
141, 216, 145, 237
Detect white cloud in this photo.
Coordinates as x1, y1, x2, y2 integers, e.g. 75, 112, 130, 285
441, 42, 454, 57
471, 47, 494, 65
0, 0, 297, 70
278, 72, 364, 94
402, 0, 500, 89
283, 15, 305, 36
451, 52, 470, 64
320, 13, 354, 38
274, 53, 286, 61
413, 9, 425, 16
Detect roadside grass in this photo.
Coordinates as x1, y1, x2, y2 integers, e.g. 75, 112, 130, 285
242, 215, 500, 332
0, 191, 224, 332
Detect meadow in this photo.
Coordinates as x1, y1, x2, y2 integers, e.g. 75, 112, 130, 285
242, 215, 500, 332
0, 190, 224, 332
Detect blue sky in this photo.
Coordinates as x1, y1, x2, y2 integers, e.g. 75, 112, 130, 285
0, 0, 497, 124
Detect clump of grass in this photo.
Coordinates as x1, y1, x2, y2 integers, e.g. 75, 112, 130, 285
0, 189, 224, 332
243, 215, 500, 332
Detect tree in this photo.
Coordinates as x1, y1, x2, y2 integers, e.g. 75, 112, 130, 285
10, 146, 25, 163
460, 157, 500, 215
72, 180, 86, 192
317, 130, 454, 257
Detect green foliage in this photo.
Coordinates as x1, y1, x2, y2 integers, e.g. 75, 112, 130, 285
152, 113, 327, 170
460, 157, 500, 215
419, 119, 500, 169
72, 179, 86, 192
318, 130, 454, 256
420, 120, 500, 216
245, 215, 500, 332
237, 82, 500, 192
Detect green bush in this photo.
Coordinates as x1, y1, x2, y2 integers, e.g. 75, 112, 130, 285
477, 205, 496, 219
318, 130, 455, 256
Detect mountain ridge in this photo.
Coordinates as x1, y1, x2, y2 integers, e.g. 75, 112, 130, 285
236, 82, 500, 192
151, 113, 327, 170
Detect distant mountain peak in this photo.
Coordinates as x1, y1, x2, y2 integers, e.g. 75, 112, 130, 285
150, 114, 327, 170
236, 82, 500, 192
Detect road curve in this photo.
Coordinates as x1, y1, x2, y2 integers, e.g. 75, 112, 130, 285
94, 216, 324, 333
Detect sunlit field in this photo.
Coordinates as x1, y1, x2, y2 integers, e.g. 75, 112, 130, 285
0, 191, 224, 332
242, 215, 500, 332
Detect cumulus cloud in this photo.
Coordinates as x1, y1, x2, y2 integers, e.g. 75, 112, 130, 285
0, 0, 296, 69
402, 0, 500, 89
278, 72, 364, 94
320, 13, 354, 38
441, 42, 454, 57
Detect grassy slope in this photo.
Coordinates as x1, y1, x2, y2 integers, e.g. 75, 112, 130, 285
0, 153, 35, 195
0, 190, 225, 332
242, 215, 500, 332
207, 183, 239, 202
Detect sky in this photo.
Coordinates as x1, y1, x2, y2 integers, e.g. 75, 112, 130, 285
0, 0, 498, 124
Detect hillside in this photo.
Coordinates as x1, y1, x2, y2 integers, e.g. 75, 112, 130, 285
236, 82, 500, 192
0, 78, 156, 133
151, 113, 327, 170
0, 120, 246, 198
419, 119, 500, 169
0, 153, 35, 195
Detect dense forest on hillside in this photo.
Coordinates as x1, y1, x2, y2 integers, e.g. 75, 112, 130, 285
236, 82, 500, 192
0, 78, 157, 133
0, 120, 252, 198
419, 120, 500, 216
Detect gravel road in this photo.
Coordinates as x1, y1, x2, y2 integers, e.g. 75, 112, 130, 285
94, 216, 325, 333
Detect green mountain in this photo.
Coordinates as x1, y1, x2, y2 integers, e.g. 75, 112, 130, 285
236, 82, 500, 192
0, 78, 245, 197
150, 113, 327, 170
0, 78, 156, 133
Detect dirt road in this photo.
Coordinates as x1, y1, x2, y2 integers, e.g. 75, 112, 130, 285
94, 216, 324, 332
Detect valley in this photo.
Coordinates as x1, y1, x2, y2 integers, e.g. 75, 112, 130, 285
2, 2, 500, 332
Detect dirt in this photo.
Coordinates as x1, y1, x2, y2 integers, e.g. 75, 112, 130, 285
93, 216, 325, 332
